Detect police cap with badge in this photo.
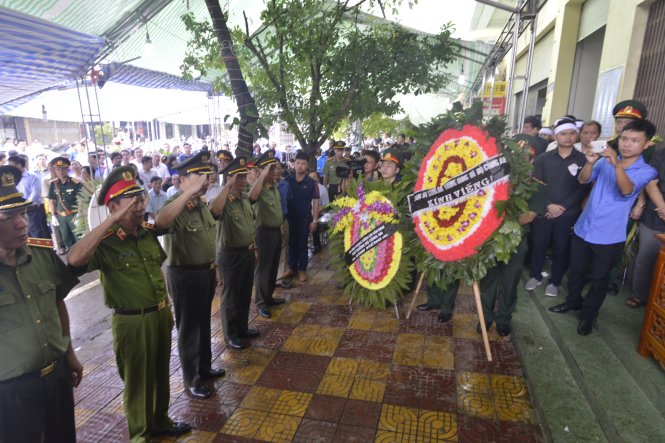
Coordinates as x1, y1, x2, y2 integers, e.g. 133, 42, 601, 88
381, 148, 403, 166
613, 100, 648, 120
0, 165, 33, 212
216, 150, 233, 162
50, 156, 71, 168
220, 156, 249, 176
255, 149, 279, 168
175, 151, 215, 176
97, 166, 146, 206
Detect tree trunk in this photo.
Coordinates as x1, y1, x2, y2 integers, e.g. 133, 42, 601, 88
204, 0, 257, 157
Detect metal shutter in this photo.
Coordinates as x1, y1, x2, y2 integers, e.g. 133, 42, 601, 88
578, 0, 610, 41
513, 30, 554, 94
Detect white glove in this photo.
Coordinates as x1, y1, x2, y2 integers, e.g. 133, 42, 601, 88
50, 215, 60, 227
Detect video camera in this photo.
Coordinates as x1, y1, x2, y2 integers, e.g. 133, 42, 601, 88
335, 158, 366, 179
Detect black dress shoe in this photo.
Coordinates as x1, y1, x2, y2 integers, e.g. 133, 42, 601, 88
258, 307, 272, 318
607, 283, 619, 295
153, 421, 192, 436
496, 323, 511, 337
267, 298, 286, 306
227, 338, 246, 350
577, 318, 593, 336
417, 304, 434, 311
201, 368, 226, 379
240, 328, 260, 338
476, 321, 493, 333
185, 386, 213, 399
548, 303, 582, 314
437, 313, 452, 323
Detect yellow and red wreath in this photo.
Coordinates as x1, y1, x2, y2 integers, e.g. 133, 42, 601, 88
413, 125, 509, 261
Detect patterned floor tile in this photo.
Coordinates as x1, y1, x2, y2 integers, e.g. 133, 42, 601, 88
292, 418, 337, 443
456, 372, 495, 420
417, 410, 458, 442
304, 394, 347, 422
378, 404, 419, 434
340, 399, 382, 428
271, 390, 313, 416
218, 347, 276, 385
257, 352, 330, 392
239, 386, 282, 412
254, 413, 301, 442
334, 424, 377, 442
219, 409, 266, 439
491, 375, 535, 423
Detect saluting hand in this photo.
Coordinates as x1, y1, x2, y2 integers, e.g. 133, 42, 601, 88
190, 173, 208, 194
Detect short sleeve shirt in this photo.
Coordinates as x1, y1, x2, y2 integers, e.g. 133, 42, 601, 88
323, 159, 346, 185
48, 177, 81, 211
574, 156, 657, 244
87, 224, 168, 309
0, 245, 79, 380
162, 194, 216, 266
255, 184, 283, 228
217, 195, 255, 249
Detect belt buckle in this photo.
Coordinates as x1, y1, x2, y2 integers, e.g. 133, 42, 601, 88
157, 299, 167, 310
40, 360, 57, 377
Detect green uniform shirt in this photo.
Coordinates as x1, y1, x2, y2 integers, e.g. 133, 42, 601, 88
217, 195, 255, 249
255, 184, 283, 228
323, 158, 346, 185
48, 177, 82, 212
162, 193, 216, 266
0, 245, 79, 381
87, 223, 168, 310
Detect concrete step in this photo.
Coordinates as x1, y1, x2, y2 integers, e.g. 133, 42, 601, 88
511, 277, 665, 443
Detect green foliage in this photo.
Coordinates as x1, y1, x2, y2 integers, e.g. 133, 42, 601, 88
334, 112, 409, 142
92, 123, 113, 148
74, 180, 97, 237
181, 0, 458, 151
395, 101, 536, 289
327, 179, 415, 308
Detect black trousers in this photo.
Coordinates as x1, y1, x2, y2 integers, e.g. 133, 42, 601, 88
327, 184, 340, 201
254, 226, 282, 307
426, 280, 461, 315
27, 204, 50, 239
166, 266, 215, 388
566, 234, 624, 321
0, 356, 75, 443
529, 213, 577, 286
218, 248, 255, 341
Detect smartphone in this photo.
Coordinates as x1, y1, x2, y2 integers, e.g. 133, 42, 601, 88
590, 140, 607, 154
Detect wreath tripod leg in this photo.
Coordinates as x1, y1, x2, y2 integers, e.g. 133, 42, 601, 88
472, 281, 493, 361
405, 273, 426, 320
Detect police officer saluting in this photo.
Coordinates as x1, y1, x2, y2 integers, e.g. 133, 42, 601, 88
0, 165, 82, 442
209, 157, 259, 350
248, 149, 286, 319
67, 166, 190, 442
155, 152, 226, 400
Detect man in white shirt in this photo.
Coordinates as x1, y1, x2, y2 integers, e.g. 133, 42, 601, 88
153, 153, 170, 180
138, 156, 159, 190
166, 174, 181, 198
146, 176, 167, 222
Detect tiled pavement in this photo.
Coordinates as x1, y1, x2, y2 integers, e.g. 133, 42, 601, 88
73, 250, 545, 442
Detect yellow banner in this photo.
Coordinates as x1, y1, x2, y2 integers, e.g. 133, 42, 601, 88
481, 81, 506, 98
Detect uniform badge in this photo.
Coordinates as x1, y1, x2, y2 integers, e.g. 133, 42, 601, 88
122, 171, 133, 181
186, 200, 195, 210
117, 227, 127, 241
568, 163, 580, 177
1, 172, 15, 187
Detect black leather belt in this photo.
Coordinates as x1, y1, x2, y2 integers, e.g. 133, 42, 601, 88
113, 299, 168, 316
168, 262, 214, 271
0, 359, 58, 384
222, 244, 255, 252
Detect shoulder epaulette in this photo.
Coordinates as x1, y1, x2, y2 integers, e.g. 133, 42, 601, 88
142, 221, 156, 230
27, 238, 53, 249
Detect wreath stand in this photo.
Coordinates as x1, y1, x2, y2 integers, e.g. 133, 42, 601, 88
405, 274, 492, 361
346, 286, 401, 319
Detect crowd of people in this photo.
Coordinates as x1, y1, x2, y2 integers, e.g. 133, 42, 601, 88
1, 97, 662, 442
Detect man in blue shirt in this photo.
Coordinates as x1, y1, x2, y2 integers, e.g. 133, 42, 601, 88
549, 119, 658, 335
8, 154, 50, 238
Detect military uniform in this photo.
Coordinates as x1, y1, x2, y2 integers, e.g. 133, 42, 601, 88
47, 159, 81, 249
0, 165, 79, 442
161, 152, 221, 398
251, 151, 284, 315
323, 141, 347, 199
217, 157, 256, 347
74, 166, 188, 442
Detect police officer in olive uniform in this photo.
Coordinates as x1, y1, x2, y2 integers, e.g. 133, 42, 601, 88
47, 157, 81, 250
67, 167, 190, 442
322, 141, 347, 200
210, 157, 259, 350
248, 150, 286, 319
0, 165, 82, 443
155, 152, 226, 400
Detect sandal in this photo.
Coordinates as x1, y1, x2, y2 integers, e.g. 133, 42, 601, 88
625, 297, 644, 308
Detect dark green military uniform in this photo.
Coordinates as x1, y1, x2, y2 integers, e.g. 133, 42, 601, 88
84, 166, 176, 443
162, 152, 219, 393
323, 141, 347, 199
47, 160, 81, 249
252, 151, 284, 310
217, 157, 256, 345
0, 165, 79, 442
